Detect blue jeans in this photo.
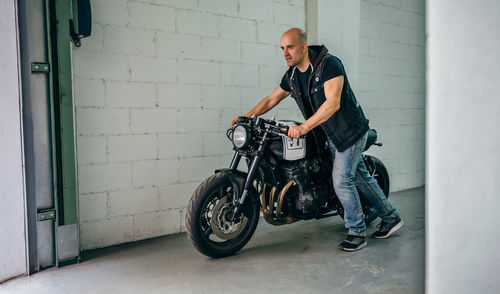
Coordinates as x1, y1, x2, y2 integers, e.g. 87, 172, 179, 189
327, 132, 399, 236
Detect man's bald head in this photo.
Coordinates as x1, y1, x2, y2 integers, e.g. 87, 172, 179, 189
280, 28, 309, 68
282, 28, 307, 44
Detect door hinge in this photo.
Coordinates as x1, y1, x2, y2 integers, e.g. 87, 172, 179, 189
31, 62, 51, 73
38, 209, 56, 221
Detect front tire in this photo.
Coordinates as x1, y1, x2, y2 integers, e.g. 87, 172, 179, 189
186, 172, 259, 258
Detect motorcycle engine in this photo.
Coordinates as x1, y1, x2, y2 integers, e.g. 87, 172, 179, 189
278, 158, 331, 218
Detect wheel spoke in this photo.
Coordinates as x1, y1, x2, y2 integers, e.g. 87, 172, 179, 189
204, 226, 213, 237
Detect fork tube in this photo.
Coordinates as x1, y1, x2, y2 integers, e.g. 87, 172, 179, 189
231, 154, 262, 209
242, 154, 262, 195
229, 151, 242, 170
230, 154, 263, 222
230, 132, 270, 221
242, 131, 270, 196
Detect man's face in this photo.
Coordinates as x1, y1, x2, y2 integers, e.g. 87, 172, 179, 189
280, 32, 306, 67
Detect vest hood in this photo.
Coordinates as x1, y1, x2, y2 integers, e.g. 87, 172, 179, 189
308, 45, 328, 70
287, 45, 329, 77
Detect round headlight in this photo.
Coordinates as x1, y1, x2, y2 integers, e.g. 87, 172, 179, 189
232, 125, 249, 149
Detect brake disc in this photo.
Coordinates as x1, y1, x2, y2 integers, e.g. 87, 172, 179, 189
210, 196, 248, 240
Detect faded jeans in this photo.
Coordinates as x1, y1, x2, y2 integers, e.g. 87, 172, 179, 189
327, 132, 399, 236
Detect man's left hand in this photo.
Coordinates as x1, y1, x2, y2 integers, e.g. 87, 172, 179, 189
288, 125, 309, 139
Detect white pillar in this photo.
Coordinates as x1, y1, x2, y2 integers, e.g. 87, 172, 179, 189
0, 0, 28, 282
427, 0, 500, 293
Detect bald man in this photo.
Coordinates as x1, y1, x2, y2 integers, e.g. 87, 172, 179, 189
232, 28, 403, 251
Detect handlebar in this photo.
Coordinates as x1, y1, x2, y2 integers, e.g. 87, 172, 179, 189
235, 116, 306, 139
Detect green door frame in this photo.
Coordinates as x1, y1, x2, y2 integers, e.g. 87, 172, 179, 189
53, 0, 78, 226
48, 0, 79, 265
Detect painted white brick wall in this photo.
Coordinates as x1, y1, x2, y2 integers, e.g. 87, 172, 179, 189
74, 0, 306, 250
315, 0, 424, 192
358, 0, 425, 191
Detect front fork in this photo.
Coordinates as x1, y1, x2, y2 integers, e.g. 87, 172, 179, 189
229, 133, 270, 222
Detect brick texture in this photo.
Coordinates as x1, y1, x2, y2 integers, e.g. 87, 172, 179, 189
359, 0, 426, 192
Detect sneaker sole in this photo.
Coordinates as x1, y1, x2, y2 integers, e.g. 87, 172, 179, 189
339, 241, 367, 252
373, 220, 404, 239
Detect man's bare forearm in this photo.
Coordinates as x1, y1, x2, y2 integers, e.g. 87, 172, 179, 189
288, 99, 340, 139
245, 87, 290, 117
302, 76, 343, 131
302, 100, 340, 131
245, 96, 274, 117
232, 86, 289, 128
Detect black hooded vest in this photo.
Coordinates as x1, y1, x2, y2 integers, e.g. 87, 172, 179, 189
286, 45, 369, 152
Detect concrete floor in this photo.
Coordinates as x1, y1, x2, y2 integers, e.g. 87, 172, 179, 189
1, 187, 424, 294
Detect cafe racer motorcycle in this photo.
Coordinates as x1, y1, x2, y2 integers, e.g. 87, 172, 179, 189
186, 116, 390, 258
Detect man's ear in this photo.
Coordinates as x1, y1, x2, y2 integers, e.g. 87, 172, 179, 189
302, 42, 308, 53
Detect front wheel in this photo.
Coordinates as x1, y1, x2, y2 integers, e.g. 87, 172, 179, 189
186, 172, 259, 258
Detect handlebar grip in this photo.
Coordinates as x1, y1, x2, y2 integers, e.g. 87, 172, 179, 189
280, 127, 289, 134
278, 126, 306, 138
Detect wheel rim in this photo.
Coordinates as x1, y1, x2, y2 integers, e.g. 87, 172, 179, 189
371, 166, 385, 195
360, 156, 389, 223
198, 184, 253, 246
373, 162, 389, 196
210, 196, 248, 240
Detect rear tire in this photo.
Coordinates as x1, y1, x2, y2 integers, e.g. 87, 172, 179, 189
361, 155, 390, 224
186, 172, 259, 258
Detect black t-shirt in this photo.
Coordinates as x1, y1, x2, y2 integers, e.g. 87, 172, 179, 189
279, 56, 346, 106
281, 65, 314, 117
280, 57, 345, 118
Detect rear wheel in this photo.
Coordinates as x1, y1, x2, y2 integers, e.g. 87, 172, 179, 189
360, 155, 390, 224
186, 172, 259, 258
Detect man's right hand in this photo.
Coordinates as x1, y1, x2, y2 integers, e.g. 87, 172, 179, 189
231, 117, 240, 128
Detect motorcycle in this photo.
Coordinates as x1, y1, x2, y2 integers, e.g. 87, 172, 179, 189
186, 115, 390, 258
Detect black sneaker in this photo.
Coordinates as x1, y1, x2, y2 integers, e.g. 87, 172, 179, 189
338, 235, 367, 251
371, 217, 404, 239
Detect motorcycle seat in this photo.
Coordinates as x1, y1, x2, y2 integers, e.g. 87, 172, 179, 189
364, 129, 378, 151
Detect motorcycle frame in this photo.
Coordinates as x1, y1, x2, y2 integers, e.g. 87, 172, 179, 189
224, 118, 334, 224
221, 117, 384, 225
